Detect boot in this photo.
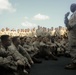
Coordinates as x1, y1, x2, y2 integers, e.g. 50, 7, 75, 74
17, 65, 28, 75
32, 57, 42, 63
49, 54, 58, 60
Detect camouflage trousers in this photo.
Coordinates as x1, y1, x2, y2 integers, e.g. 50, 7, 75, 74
70, 46, 76, 63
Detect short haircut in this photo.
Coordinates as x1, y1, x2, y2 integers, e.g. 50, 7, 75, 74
1, 35, 9, 42
20, 37, 24, 40
12, 36, 19, 42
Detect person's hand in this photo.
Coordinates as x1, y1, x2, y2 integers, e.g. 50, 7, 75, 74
30, 60, 34, 65
17, 60, 24, 66
3, 58, 11, 64
64, 12, 70, 25
65, 12, 70, 18
27, 63, 31, 68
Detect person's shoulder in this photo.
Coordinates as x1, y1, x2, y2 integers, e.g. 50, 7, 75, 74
74, 10, 76, 14
8, 44, 16, 50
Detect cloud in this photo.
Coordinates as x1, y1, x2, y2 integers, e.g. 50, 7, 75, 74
0, 0, 16, 13
21, 21, 37, 28
24, 16, 29, 20
33, 13, 50, 20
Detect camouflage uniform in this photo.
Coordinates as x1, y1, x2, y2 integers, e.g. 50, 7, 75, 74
0, 45, 17, 71
64, 7, 76, 63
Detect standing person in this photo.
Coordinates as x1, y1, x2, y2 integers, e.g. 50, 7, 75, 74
64, 3, 76, 69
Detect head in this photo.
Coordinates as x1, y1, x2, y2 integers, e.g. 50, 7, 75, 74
0, 38, 1, 47
26, 37, 31, 44
20, 37, 24, 46
42, 37, 47, 43
12, 36, 21, 46
1, 35, 11, 48
37, 35, 42, 42
70, 3, 76, 12
31, 37, 36, 42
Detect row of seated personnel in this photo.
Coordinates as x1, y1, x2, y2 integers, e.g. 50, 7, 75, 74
0, 35, 70, 75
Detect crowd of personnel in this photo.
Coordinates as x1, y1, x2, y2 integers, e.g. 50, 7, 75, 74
1, 3, 76, 75
0, 25, 71, 75
0, 26, 67, 37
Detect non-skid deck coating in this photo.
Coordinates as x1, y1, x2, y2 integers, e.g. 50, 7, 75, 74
30, 57, 76, 75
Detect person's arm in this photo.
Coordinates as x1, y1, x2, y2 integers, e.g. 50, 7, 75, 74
64, 12, 72, 30
19, 45, 34, 64
0, 48, 8, 57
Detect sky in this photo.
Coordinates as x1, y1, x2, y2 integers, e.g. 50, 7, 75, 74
0, 0, 76, 29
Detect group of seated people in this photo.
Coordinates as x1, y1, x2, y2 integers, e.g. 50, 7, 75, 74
0, 34, 70, 75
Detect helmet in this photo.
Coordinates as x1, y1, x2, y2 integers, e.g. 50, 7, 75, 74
70, 3, 76, 12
